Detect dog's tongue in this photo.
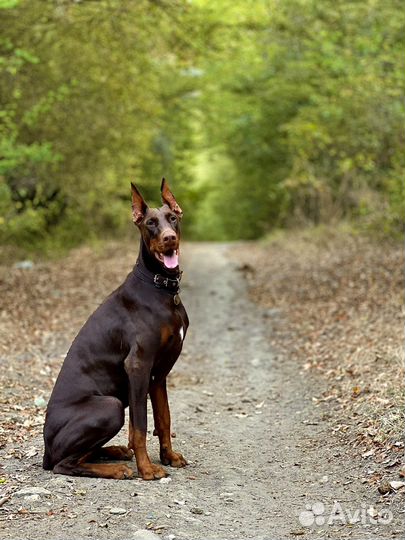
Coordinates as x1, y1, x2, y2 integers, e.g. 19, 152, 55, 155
163, 252, 179, 269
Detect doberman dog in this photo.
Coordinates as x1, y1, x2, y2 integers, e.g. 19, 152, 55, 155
43, 179, 189, 480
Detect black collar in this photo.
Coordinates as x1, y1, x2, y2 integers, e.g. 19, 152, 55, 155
133, 261, 182, 295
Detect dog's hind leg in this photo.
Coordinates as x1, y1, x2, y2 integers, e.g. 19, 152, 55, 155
54, 453, 134, 479
45, 395, 132, 478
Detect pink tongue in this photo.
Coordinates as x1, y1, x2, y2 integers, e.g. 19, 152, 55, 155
163, 252, 179, 269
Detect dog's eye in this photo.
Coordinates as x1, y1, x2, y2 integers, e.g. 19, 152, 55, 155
169, 215, 177, 223
146, 218, 158, 227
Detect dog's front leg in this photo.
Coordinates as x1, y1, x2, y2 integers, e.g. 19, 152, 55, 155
125, 350, 167, 480
150, 378, 187, 468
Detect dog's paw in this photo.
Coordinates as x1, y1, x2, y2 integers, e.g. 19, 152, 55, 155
99, 445, 134, 461
138, 463, 167, 481
161, 450, 187, 468
114, 464, 134, 479
119, 446, 135, 460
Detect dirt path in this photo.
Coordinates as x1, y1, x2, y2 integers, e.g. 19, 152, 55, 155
0, 243, 402, 539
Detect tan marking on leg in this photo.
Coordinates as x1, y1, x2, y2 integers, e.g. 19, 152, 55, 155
129, 423, 167, 480
150, 382, 187, 468
80, 462, 134, 479
54, 453, 134, 479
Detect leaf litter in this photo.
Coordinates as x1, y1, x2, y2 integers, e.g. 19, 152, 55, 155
234, 228, 404, 492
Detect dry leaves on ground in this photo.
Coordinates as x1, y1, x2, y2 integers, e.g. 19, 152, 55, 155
235, 228, 404, 480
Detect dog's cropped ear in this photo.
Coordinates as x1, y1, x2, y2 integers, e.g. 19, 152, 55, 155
131, 182, 148, 225
161, 178, 183, 218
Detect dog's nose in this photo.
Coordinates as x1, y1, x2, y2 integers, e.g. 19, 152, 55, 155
162, 230, 176, 244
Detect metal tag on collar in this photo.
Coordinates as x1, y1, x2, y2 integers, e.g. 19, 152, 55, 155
173, 294, 181, 305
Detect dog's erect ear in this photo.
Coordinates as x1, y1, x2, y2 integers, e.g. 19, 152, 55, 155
131, 182, 148, 225
161, 178, 183, 218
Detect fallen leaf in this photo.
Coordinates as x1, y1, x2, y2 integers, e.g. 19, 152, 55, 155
390, 481, 405, 490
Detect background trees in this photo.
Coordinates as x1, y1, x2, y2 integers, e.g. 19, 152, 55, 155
193, 0, 405, 239
0, 0, 403, 254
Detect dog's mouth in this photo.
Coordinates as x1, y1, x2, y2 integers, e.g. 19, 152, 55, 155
155, 249, 179, 270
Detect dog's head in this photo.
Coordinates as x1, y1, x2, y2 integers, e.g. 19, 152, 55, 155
131, 179, 183, 272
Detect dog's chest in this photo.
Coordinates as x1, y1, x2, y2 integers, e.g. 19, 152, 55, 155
160, 310, 187, 351
152, 305, 188, 373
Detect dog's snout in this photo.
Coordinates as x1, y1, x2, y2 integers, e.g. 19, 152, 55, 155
162, 230, 177, 244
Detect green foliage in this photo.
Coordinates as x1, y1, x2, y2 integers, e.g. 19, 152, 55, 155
192, 0, 405, 238
0, 0, 203, 252
0, 0, 19, 8
0, 0, 403, 255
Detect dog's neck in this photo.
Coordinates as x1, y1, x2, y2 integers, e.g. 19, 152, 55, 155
137, 237, 181, 279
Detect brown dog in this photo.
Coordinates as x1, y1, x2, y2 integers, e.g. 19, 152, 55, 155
43, 179, 189, 480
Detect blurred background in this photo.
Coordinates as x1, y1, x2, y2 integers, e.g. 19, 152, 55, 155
0, 0, 404, 259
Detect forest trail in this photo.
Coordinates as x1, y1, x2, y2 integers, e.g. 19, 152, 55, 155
0, 243, 401, 540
